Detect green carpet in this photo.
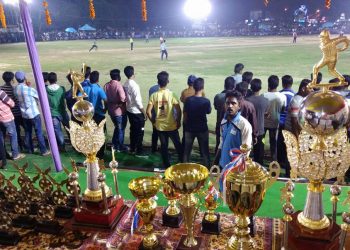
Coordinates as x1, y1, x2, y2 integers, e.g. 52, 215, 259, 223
1, 163, 349, 224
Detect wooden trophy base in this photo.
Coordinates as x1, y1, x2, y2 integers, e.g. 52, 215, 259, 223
35, 220, 64, 235
162, 208, 183, 228
201, 213, 220, 235
288, 211, 341, 250
72, 197, 127, 231
176, 235, 202, 250
0, 231, 20, 246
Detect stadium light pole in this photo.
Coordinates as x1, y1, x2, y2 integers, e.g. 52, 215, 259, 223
18, 0, 63, 172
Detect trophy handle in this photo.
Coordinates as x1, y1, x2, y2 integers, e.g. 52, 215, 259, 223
209, 165, 221, 191
267, 161, 280, 188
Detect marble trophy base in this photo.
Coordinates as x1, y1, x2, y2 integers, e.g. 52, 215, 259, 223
35, 220, 64, 235
72, 196, 127, 230
201, 212, 220, 235
0, 231, 20, 246
287, 211, 341, 250
162, 208, 183, 228
176, 236, 202, 250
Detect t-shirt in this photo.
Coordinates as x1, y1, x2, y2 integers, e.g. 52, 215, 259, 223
84, 83, 107, 117
184, 96, 211, 133
246, 95, 269, 136
263, 92, 286, 129
285, 95, 304, 132
149, 88, 179, 131
279, 88, 295, 126
214, 91, 226, 126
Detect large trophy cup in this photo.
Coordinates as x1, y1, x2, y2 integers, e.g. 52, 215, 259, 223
282, 30, 350, 249
128, 176, 162, 249
68, 65, 126, 229
222, 145, 279, 249
165, 163, 209, 249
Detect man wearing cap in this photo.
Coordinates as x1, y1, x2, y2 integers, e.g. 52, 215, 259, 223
14, 71, 50, 156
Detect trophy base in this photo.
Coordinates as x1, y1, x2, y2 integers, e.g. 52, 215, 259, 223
0, 231, 20, 246
176, 236, 202, 250
55, 205, 74, 219
138, 241, 164, 250
162, 208, 183, 228
35, 220, 64, 235
287, 211, 341, 250
201, 212, 220, 235
72, 197, 127, 230
12, 215, 37, 229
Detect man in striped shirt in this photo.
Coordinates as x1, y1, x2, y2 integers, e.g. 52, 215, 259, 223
14, 71, 50, 156
0, 88, 25, 165
1, 71, 26, 151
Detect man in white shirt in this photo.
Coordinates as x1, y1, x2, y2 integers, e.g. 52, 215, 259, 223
123, 66, 147, 156
263, 75, 286, 161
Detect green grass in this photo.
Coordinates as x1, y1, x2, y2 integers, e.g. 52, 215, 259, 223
1, 35, 350, 147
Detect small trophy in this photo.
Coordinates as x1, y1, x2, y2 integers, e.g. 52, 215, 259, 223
280, 180, 295, 250
47, 175, 73, 218
330, 182, 342, 224
34, 165, 54, 203
201, 181, 220, 234
110, 148, 121, 200
0, 212, 20, 246
64, 162, 82, 208
162, 178, 182, 228
339, 191, 350, 249
11, 198, 37, 229
2, 175, 18, 212
35, 203, 63, 234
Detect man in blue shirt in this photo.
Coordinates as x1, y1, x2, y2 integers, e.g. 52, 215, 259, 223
213, 91, 252, 168
84, 71, 107, 159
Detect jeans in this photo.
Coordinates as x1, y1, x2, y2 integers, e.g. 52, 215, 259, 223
183, 131, 210, 167
253, 134, 265, 165
0, 120, 19, 158
151, 126, 159, 152
264, 127, 278, 161
111, 114, 127, 151
0, 131, 6, 167
161, 50, 168, 60
52, 116, 65, 148
158, 129, 183, 168
93, 114, 106, 159
14, 116, 26, 150
127, 112, 145, 154
277, 126, 290, 177
23, 115, 47, 154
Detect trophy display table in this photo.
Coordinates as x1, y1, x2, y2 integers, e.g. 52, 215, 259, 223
3, 200, 348, 250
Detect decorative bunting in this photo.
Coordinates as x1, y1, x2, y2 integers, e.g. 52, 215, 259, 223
325, 0, 331, 9
264, 0, 269, 7
89, 0, 95, 20
0, 3, 6, 29
42, 1, 52, 26
141, 0, 147, 22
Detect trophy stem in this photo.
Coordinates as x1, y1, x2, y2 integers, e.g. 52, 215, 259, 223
179, 194, 199, 248
166, 200, 180, 216
205, 209, 217, 222
137, 199, 158, 249
227, 215, 255, 250
84, 158, 103, 201
112, 169, 120, 199
298, 180, 330, 230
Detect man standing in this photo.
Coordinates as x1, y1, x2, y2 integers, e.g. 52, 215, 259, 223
1, 71, 26, 151
146, 71, 182, 168
183, 78, 211, 167
46, 72, 69, 152
213, 91, 252, 169
231, 63, 244, 83
160, 40, 168, 60
89, 39, 98, 52
124, 66, 147, 156
292, 31, 297, 43
14, 71, 50, 156
246, 79, 269, 165
104, 69, 128, 152
148, 82, 160, 153
130, 37, 134, 51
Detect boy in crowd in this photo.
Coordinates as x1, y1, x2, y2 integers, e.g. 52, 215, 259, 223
146, 71, 182, 168
183, 78, 211, 167
232, 63, 244, 83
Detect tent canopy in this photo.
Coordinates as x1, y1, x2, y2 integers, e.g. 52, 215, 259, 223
65, 27, 77, 33
78, 24, 96, 31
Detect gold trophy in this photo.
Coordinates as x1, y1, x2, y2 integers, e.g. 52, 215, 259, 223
165, 163, 209, 249
282, 30, 350, 249
128, 176, 162, 249
223, 145, 279, 249
162, 178, 182, 228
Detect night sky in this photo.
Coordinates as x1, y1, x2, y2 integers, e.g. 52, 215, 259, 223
4, 0, 349, 30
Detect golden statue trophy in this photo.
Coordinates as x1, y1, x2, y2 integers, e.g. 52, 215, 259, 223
283, 30, 350, 250
128, 176, 162, 250
162, 178, 183, 228
201, 179, 220, 235
165, 163, 209, 249
222, 145, 279, 250
68, 64, 126, 230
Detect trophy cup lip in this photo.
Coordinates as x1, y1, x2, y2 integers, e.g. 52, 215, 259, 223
164, 163, 209, 194
128, 176, 162, 200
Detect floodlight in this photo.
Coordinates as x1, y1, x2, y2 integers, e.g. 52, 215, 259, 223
3, 0, 32, 5
183, 0, 212, 20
